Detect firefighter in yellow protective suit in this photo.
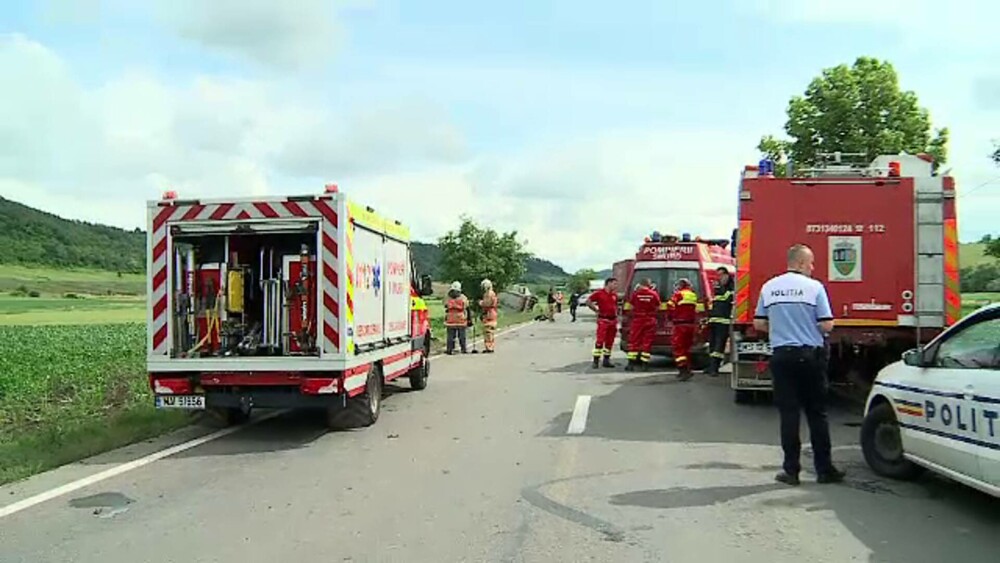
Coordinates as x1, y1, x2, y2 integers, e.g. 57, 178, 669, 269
479, 279, 499, 353
445, 281, 470, 354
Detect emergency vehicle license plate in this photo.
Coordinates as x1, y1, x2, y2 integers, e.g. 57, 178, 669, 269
155, 395, 206, 410
737, 341, 772, 355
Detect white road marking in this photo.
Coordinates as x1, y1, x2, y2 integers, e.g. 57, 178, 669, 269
566, 395, 592, 435
0, 320, 538, 520
433, 320, 537, 360
0, 410, 281, 520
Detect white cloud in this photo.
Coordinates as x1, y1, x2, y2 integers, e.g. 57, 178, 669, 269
0, 34, 469, 233
154, 0, 360, 68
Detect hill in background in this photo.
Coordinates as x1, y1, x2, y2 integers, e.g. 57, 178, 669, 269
0, 197, 568, 286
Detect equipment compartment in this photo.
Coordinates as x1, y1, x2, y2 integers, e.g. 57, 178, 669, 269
168, 227, 321, 359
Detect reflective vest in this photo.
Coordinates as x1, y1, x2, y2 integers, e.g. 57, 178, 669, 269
480, 290, 499, 325
445, 296, 468, 327
708, 278, 734, 322
667, 288, 702, 323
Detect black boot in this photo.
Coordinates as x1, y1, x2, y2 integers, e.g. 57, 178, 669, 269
592, 357, 600, 369
705, 358, 720, 376
639, 360, 649, 372
602, 356, 616, 368
624, 359, 635, 372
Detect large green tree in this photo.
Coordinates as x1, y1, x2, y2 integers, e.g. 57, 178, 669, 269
568, 268, 598, 293
758, 57, 948, 173
437, 216, 531, 303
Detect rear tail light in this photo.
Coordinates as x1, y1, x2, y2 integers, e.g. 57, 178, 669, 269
151, 377, 192, 395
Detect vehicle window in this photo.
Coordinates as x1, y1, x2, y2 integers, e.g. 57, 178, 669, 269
632, 268, 702, 301
933, 317, 1000, 369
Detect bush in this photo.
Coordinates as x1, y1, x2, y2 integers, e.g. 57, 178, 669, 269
27, 290, 40, 298
64, 293, 81, 299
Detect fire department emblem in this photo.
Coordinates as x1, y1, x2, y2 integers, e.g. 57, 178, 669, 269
828, 236, 862, 282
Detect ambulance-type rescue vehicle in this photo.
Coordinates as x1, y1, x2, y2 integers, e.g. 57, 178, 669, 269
730, 153, 960, 403
619, 233, 735, 366
146, 185, 434, 428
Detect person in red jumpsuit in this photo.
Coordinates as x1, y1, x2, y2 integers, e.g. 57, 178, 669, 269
586, 277, 619, 369
666, 278, 702, 381
625, 278, 661, 371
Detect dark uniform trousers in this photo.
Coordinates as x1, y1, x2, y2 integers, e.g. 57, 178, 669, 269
770, 345, 834, 476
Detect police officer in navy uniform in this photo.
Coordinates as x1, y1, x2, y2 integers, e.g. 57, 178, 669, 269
754, 244, 845, 486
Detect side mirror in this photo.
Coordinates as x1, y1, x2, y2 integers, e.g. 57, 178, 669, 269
902, 348, 925, 367
419, 274, 434, 297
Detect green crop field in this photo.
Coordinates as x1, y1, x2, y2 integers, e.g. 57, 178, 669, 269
0, 264, 146, 296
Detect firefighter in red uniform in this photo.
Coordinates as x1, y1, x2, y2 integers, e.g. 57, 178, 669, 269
666, 278, 703, 380
625, 278, 661, 371
586, 277, 619, 369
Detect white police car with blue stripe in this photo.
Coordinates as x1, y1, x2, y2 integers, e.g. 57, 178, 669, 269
861, 303, 1000, 497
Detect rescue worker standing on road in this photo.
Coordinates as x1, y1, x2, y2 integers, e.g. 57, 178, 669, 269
705, 267, 734, 376
569, 289, 582, 322
586, 277, 619, 369
666, 278, 702, 381
625, 278, 661, 372
479, 279, 499, 353
444, 281, 470, 355
754, 244, 845, 486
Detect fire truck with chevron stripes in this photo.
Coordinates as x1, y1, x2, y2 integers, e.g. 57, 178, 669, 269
146, 184, 435, 428
729, 152, 960, 404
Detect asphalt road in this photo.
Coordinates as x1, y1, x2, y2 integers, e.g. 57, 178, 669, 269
2, 311, 998, 562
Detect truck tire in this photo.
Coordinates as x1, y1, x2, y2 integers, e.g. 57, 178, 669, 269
327, 364, 383, 430
734, 390, 753, 404
408, 345, 430, 391
861, 401, 924, 480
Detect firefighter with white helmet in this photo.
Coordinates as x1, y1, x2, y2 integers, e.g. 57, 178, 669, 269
479, 278, 499, 353
445, 281, 470, 354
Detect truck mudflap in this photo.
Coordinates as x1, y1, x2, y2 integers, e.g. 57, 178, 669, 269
730, 340, 773, 392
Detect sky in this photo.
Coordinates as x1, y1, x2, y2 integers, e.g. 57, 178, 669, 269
1, 0, 999, 272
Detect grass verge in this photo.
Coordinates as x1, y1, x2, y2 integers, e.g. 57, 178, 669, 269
0, 407, 189, 485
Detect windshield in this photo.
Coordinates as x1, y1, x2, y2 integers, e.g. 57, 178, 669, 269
631, 268, 703, 301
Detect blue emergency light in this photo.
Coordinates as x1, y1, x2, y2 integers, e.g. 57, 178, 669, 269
681, 233, 691, 242
651, 230, 662, 242
758, 158, 775, 176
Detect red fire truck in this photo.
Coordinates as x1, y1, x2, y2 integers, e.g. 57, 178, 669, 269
619, 233, 736, 366
730, 153, 960, 403
146, 185, 434, 428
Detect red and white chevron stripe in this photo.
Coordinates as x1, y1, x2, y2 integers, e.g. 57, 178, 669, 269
148, 197, 342, 357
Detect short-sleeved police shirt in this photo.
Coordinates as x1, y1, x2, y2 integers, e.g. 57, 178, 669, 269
754, 271, 833, 348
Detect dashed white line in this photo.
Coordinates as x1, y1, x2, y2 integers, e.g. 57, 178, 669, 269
566, 395, 592, 435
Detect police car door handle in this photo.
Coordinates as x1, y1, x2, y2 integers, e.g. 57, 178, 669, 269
963, 385, 975, 400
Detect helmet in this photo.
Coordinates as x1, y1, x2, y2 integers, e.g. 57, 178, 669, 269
481, 279, 493, 289
675, 278, 691, 289
450, 281, 462, 292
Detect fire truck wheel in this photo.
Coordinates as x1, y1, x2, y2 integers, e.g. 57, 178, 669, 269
408, 347, 430, 391
860, 401, 924, 480
327, 364, 383, 430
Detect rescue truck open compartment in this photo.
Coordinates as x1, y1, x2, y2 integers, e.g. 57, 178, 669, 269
166, 221, 322, 359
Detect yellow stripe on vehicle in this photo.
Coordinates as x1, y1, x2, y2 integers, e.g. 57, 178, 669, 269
734, 220, 752, 322
345, 207, 356, 354
943, 218, 961, 326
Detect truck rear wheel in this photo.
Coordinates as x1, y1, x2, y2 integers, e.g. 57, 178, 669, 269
734, 390, 753, 404
408, 346, 430, 391
327, 364, 383, 430
861, 401, 924, 480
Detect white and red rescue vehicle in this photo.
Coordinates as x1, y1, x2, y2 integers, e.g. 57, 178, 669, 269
619, 233, 735, 366
146, 185, 434, 428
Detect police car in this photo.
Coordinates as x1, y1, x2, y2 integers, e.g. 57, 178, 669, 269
861, 303, 1000, 497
